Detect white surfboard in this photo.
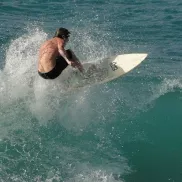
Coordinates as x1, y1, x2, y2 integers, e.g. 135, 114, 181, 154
59, 53, 147, 89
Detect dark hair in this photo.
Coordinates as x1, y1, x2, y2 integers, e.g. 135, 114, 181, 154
54, 28, 70, 39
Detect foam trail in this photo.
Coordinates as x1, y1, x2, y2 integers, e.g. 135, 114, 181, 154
0, 27, 48, 138
0, 26, 107, 130
0, 26, 133, 182
65, 170, 125, 182
0, 27, 71, 125
2, 28, 46, 102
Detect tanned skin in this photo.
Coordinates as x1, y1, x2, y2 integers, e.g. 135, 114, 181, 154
38, 37, 83, 73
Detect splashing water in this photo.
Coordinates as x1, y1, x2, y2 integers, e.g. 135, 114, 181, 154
0, 27, 132, 182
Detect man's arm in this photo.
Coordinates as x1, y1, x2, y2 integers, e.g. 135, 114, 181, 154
58, 43, 84, 72
68, 50, 84, 72
58, 44, 71, 65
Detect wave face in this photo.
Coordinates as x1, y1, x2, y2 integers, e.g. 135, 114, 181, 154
0, 1, 182, 182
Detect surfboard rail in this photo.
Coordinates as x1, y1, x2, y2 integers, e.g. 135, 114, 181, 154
60, 53, 148, 89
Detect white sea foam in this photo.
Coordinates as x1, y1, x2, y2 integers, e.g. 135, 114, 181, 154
0, 26, 112, 135
0, 26, 133, 182
148, 78, 182, 105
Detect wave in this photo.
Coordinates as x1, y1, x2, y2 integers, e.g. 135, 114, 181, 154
0, 26, 131, 182
2, 24, 179, 182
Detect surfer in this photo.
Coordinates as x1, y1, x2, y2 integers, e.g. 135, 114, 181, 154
38, 27, 83, 79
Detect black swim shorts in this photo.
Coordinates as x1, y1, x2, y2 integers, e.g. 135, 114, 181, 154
38, 49, 72, 79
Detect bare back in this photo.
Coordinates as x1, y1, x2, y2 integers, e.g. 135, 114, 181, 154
38, 38, 60, 72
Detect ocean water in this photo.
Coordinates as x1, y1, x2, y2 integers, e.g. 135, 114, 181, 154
0, 0, 182, 182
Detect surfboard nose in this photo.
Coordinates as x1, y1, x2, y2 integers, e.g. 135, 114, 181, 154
115, 53, 148, 73
138, 53, 148, 61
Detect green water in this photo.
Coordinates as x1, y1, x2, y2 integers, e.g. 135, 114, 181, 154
0, 1, 182, 181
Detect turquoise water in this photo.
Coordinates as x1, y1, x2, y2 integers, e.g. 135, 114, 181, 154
0, 1, 182, 182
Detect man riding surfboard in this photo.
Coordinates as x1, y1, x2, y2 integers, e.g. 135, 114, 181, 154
38, 27, 83, 79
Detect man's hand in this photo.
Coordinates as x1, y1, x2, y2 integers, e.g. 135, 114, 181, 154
70, 61, 84, 72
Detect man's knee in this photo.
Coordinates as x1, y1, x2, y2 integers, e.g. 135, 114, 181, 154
66, 49, 79, 61
66, 49, 73, 59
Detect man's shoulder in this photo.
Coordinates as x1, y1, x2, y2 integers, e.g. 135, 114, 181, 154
41, 38, 56, 47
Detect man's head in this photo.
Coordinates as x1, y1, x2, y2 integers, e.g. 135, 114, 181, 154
54, 28, 70, 40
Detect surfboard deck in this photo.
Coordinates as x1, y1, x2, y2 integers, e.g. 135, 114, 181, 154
59, 53, 148, 89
